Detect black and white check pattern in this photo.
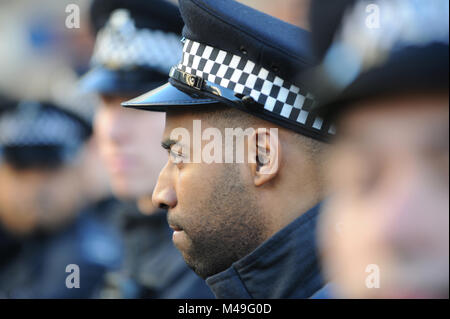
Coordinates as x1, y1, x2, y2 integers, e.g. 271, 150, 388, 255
92, 9, 182, 74
0, 102, 84, 148
178, 39, 334, 136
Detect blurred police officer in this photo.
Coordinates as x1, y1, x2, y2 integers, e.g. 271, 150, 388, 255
122, 0, 331, 298
80, 0, 213, 298
309, 0, 449, 298
0, 99, 122, 298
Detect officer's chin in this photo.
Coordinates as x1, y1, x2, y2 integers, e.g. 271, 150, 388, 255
171, 222, 193, 249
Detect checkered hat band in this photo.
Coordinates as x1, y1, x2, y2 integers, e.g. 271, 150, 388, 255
0, 102, 84, 148
91, 11, 182, 73
177, 39, 334, 135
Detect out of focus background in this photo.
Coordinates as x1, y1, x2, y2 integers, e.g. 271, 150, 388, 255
0, 0, 310, 118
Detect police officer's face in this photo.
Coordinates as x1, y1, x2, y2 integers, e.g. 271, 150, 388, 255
0, 163, 83, 235
319, 92, 449, 298
152, 109, 267, 279
94, 94, 166, 200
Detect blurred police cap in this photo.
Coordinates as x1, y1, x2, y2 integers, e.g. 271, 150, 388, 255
308, 0, 449, 120
79, 0, 184, 95
0, 97, 92, 169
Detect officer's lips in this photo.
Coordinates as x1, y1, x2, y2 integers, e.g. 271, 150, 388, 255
169, 223, 188, 246
169, 224, 183, 232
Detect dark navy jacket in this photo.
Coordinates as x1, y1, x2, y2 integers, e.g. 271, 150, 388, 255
205, 203, 325, 298
0, 201, 123, 298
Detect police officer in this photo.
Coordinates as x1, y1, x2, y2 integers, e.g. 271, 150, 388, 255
80, 0, 214, 298
122, 0, 331, 298
0, 99, 122, 298
309, 0, 449, 298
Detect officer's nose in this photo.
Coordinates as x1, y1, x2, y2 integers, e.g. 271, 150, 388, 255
152, 161, 177, 209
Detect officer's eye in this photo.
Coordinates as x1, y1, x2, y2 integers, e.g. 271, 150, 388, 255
169, 149, 184, 163
161, 140, 186, 165
352, 156, 383, 196
168, 144, 186, 165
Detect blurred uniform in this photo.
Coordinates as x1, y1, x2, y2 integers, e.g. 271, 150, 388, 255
80, 0, 214, 299
0, 100, 122, 298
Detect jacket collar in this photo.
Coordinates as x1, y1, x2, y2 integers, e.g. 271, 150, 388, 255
205, 202, 325, 298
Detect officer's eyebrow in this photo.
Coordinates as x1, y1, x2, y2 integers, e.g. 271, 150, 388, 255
161, 138, 178, 150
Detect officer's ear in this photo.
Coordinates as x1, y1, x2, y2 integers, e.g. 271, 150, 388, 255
249, 127, 281, 186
